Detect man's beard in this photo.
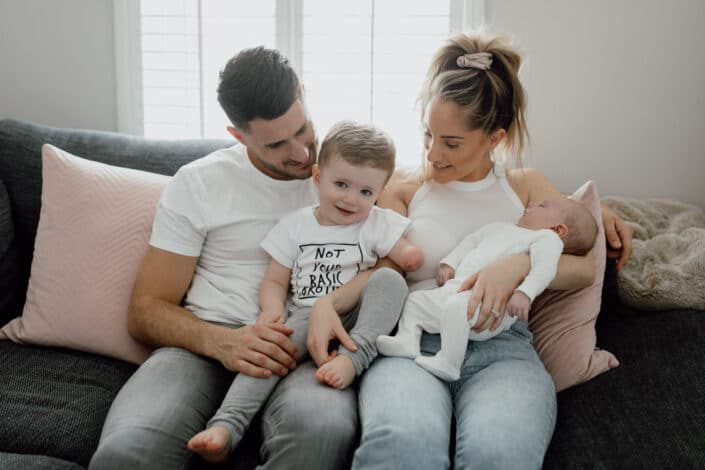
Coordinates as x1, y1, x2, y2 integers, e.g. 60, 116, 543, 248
254, 154, 313, 180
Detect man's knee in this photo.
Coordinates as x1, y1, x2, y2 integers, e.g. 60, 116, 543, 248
90, 430, 140, 470
261, 384, 358, 469
89, 427, 189, 470
302, 410, 357, 447
264, 379, 358, 447
278, 390, 356, 440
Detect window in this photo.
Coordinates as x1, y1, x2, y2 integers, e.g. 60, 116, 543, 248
114, 0, 484, 168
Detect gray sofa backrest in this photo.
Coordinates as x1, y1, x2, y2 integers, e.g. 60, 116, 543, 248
0, 118, 231, 324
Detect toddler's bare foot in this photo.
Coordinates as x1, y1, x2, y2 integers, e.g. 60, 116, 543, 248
316, 355, 356, 390
187, 425, 231, 463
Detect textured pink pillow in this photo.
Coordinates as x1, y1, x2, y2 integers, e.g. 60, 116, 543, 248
529, 181, 619, 392
0, 144, 167, 363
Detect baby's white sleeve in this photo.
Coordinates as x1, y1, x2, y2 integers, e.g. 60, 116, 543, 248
440, 225, 489, 269
516, 230, 564, 302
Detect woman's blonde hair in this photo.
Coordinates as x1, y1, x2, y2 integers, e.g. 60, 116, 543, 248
418, 34, 529, 169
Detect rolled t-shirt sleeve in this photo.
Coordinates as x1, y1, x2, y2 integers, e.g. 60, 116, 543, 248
150, 168, 207, 257
260, 215, 297, 268
363, 207, 411, 258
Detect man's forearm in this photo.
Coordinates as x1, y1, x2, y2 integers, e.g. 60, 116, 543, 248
128, 295, 220, 359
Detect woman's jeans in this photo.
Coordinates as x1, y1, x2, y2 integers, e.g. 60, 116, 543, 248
352, 320, 557, 470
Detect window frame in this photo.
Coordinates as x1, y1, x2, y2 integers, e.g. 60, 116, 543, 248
113, 0, 484, 136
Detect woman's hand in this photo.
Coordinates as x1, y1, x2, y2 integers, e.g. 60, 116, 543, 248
307, 295, 358, 367
457, 254, 530, 332
601, 203, 632, 270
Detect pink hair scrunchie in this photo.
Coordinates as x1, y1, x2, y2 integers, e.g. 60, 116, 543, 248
456, 52, 493, 70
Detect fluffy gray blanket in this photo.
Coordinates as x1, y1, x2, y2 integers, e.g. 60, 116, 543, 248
602, 197, 705, 311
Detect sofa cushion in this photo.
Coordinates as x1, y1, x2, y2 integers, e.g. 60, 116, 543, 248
0, 453, 85, 470
0, 118, 231, 323
0, 341, 137, 467
1, 144, 168, 363
530, 181, 618, 391
0, 179, 22, 326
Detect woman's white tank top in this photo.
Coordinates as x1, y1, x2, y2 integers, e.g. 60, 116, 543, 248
405, 162, 526, 291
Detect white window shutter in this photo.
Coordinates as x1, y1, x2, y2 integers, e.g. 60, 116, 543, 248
117, 0, 484, 150
301, 0, 453, 168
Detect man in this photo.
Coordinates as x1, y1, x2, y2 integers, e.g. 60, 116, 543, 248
89, 47, 364, 470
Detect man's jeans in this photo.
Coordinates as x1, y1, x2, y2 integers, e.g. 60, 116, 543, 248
89, 268, 408, 470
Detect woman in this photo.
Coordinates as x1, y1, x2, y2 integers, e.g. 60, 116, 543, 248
350, 34, 631, 469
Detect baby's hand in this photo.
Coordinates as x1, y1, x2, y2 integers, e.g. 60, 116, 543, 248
506, 291, 531, 321
436, 264, 455, 287
257, 310, 285, 325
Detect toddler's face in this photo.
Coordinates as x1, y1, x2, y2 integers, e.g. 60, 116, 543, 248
313, 155, 388, 226
518, 199, 566, 230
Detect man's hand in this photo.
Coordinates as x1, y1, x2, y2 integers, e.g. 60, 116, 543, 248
436, 263, 455, 287
307, 295, 357, 367
601, 203, 632, 271
256, 310, 285, 325
211, 323, 298, 378
506, 291, 531, 321
458, 254, 530, 333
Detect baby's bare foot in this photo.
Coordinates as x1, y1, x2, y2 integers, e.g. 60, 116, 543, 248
187, 425, 231, 463
316, 355, 356, 390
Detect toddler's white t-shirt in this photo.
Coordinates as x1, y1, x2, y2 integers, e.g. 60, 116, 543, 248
261, 205, 410, 307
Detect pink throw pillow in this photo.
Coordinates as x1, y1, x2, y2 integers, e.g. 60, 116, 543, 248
0, 144, 167, 363
529, 181, 619, 392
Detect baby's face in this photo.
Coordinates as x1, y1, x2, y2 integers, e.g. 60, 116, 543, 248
518, 199, 567, 230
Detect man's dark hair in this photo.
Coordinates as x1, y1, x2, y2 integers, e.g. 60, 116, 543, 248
217, 46, 301, 132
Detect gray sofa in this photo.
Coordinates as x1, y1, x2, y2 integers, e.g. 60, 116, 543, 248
1, 118, 704, 469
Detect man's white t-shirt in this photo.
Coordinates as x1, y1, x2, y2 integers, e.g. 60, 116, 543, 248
261, 205, 410, 308
150, 144, 317, 325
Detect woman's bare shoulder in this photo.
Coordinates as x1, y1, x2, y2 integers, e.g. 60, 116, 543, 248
506, 167, 544, 186
507, 167, 561, 203
381, 169, 423, 214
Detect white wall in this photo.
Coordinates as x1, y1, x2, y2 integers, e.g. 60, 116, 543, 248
487, 0, 705, 206
0, 0, 117, 131
0, 0, 703, 206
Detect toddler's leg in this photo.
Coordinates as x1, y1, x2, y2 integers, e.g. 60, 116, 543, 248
415, 290, 471, 381
318, 268, 408, 389
189, 308, 310, 461
187, 426, 231, 463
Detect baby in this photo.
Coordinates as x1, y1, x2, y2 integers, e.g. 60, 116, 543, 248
188, 121, 422, 462
377, 197, 598, 381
